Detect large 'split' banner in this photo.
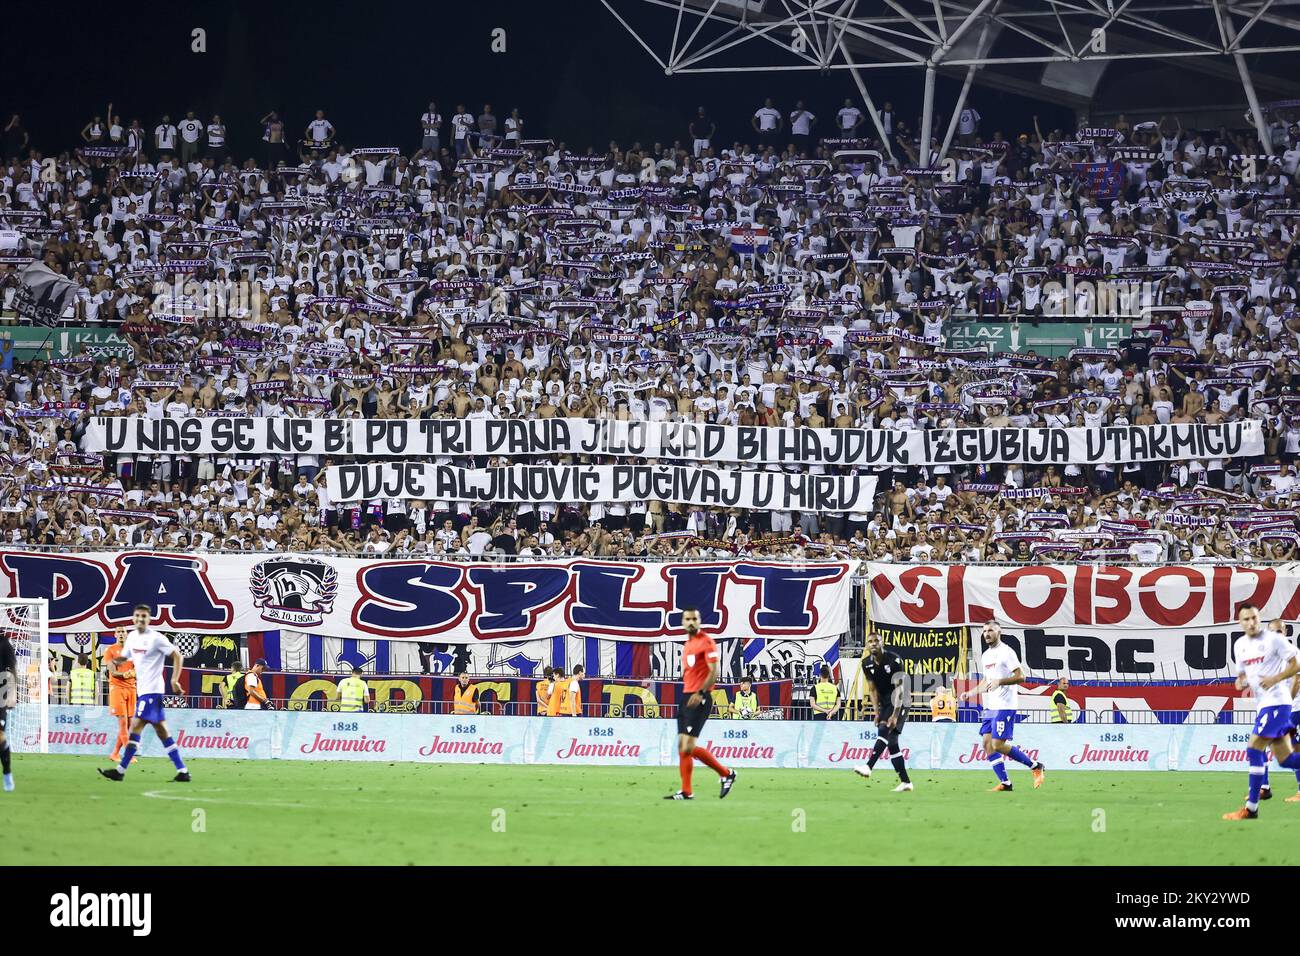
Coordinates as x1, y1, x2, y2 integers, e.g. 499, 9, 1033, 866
324, 462, 876, 510
86, 416, 1264, 465
866, 562, 1300, 681
24, 707, 1258, 771
0, 551, 855, 642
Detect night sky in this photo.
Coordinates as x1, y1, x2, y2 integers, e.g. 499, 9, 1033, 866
3, 0, 1072, 158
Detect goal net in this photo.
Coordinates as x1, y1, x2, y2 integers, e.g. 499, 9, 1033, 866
1, 599, 49, 755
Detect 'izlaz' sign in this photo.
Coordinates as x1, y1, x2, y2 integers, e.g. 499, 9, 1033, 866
0, 552, 855, 642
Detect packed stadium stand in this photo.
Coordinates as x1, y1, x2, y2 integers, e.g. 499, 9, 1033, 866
2, 107, 1297, 560
3, 11, 1300, 734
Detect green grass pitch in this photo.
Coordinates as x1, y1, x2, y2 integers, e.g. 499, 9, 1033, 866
4, 754, 1298, 866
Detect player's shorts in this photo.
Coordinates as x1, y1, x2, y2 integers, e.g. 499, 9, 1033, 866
1252, 704, 1293, 739
979, 709, 1018, 740
135, 693, 165, 725
109, 686, 137, 718
677, 693, 713, 737
876, 705, 908, 734
1291, 708, 1299, 731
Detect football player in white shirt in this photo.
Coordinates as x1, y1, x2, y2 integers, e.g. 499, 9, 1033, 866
1254, 617, 1300, 803
1222, 604, 1300, 820
960, 621, 1046, 791
98, 604, 190, 782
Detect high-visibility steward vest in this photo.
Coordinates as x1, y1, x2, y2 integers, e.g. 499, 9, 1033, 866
339, 676, 368, 713
453, 683, 478, 715
564, 680, 582, 716
1051, 689, 1074, 723
536, 679, 552, 715
732, 691, 760, 718
223, 672, 242, 704
71, 666, 95, 706
931, 689, 957, 722
244, 672, 266, 709
814, 680, 838, 710
547, 677, 566, 717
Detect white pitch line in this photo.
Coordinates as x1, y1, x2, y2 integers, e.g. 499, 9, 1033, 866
140, 787, 308, 808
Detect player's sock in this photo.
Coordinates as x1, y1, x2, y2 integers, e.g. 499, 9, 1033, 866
1274, 749, 1300, 775
866, 737, 888, 769
115, 717, 129, 757
678, 752, 694, 796
0, 742, 10, 774
1246, 747, 1268, 811
890, 754, 910, 784
883, 732, 909, 782
988, 752, 1010, 785
161, 736, 188, 773
1007, 746, 1035, 768
118, 733, 141, 774
691, 745, 730, 778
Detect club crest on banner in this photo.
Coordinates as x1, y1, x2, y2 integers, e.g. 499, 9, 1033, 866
63, 632, 97, 657
249, 557, 339, 627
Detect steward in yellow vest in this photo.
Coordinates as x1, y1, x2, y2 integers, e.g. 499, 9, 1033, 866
70, 654, 95, 706
811, 666, 840, 721
731, 678, 760, 718
339, 667, 369, 713
1050, 679, 1074, 723
223, 664, 244, 708
452, 671, 478, 715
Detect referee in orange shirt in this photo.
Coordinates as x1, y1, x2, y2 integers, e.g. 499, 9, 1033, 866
666, 608, 738, 800
103, 627, 137, 763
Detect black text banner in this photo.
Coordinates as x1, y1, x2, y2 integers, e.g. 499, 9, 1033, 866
87, 417, 1264, 466
325, 463, 878, 511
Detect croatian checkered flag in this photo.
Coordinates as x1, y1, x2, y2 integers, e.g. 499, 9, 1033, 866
169, 633, 202, 659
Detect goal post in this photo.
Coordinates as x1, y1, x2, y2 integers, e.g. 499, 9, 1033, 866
1, 598, 50, 755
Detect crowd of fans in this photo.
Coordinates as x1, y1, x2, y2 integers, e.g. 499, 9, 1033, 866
0, 97, 1298, 564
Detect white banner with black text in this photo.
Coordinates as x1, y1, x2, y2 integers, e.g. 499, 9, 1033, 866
85, 416, 1265, 466
324, 462, 877, 511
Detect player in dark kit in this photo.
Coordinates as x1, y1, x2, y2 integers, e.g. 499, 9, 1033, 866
852, 632, 913, 791
665, 607, 738, 800
0, 631, 16, 791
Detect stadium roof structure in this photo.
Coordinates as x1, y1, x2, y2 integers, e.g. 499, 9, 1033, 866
600, 0, 1300, 160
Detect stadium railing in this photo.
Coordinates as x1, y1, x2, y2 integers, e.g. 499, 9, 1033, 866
176, 697, 1252, 725
4, 545, 1295, 566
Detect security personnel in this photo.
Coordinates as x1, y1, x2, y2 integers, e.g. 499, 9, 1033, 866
562, 665, 584, 716
70, 653, 95, 706
810, 665, 840, 721
546, 666, 567, 717
244, 658, 270, 710
339, 666, 370, 713
931, 685, 958, 722
223, 661, 244, 709
452, 670, 478, 715
1050, 678, 1074, 724
731, 677, 760, 718
536, 666, 554, 716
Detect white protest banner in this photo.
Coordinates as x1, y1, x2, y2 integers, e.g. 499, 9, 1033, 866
325, 463, 878, 511
0, 551, 856, 642
87, 417, 1264, 466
